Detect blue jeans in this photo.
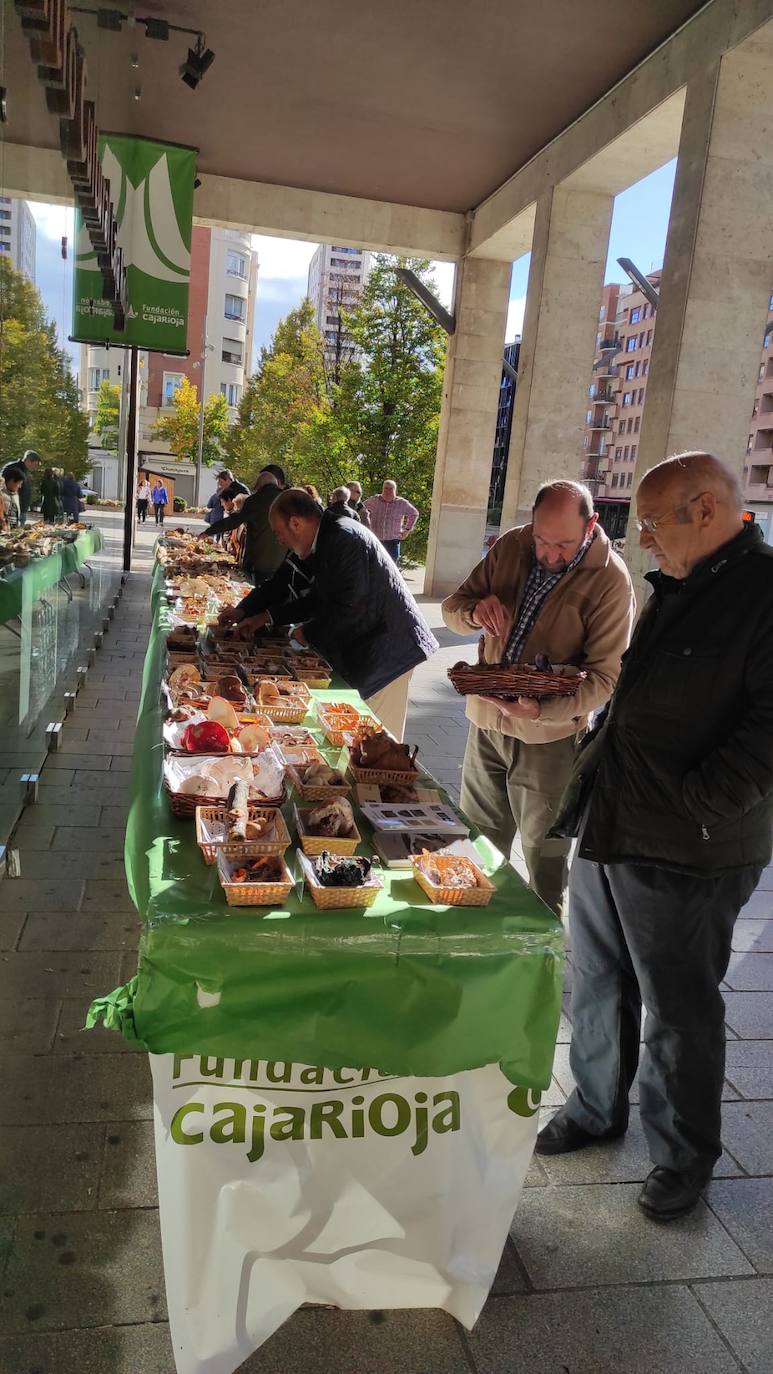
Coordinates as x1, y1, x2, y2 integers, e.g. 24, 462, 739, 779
383, 539, 401, 561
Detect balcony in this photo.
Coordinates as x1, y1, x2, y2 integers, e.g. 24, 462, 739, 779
598, 336, 621, 352
587, 419, 612, 430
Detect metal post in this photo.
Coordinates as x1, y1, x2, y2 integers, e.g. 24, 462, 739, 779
122, 346, 140, 573
194, 314, 208, 508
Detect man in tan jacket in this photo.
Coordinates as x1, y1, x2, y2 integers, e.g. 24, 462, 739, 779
442, 481, 634, 913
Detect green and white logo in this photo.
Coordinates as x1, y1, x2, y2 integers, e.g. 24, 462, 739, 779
72, 133, 196, 353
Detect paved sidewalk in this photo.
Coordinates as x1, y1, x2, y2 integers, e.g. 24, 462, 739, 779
1, 532, 771, 1372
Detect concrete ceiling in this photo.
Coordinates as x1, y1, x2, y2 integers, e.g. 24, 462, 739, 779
4, 0, 707, 213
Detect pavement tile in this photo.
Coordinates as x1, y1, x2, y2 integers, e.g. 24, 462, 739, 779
54, 999, 141, 1055
99, 1121, 158, 1209
468, 1285, 741, 1374
14, 852, 125, 881
732, 919, 773, 953
750, 868, 773, 890
46, 753, 112, 772
724, 952, 773, 990
719, 1102, 773, 1175
70, 771, 131, 796
707, 1178, 773, 1272
740, 887, 773, 914
724, 1040, 773, 1099
697, 1276, 773, 1374
0, 1321, 173, 1374
107, 754, 134, 769
50, 828, 126, 853
723, 992, 773, 1038
0, 998, 61, 1054
240, 1306, 468, 1373
1, 950, 123, 1000
0, 1055, 152, 1125
0, 910, 27, 952
0, 1125, 102, 1215
9, 821, 56, 848
0, 878, 85, 912
30, 786, 97, 806
80, 881, 135, 914
20, 911, 137, 953
539, 1115, 743, 1185
510, 1183, 752, 1288
1, 1209, 166, 1333
77, 685, 129, 701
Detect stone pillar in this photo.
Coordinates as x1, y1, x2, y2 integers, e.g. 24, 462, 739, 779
424, 257, 511, 597
625, 23, 773, 581
500, 186, 614, 528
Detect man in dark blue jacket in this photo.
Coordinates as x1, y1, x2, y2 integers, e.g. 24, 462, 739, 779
219, 487, 437, 738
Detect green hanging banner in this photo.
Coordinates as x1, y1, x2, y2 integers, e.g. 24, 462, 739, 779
72, 133, 197, 355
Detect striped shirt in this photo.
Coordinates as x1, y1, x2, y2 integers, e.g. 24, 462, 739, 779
504, 536, 593, 665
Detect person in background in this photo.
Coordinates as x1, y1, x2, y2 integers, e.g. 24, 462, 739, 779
152, 479, 169, 525
225, 492, 248, 562
206, 470, 247, 528
2, 450, 41, 525
203, 466, 285, 585
363, 480, 418, 560
61, 472, 82, 523
40, 467, 62, 523
328, 485, 360, 521
304, 484, 324, 508
347, 480, 370, 528
0, 465, 24, 531
136, 472, 151, 524
537, 454, 773, 1222
219, 488, 438, 740
442, 480, 634, 915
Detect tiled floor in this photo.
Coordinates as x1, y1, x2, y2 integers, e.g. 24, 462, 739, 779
1, 534, 771, 1372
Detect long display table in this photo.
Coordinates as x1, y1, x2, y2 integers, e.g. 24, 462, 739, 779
0, 527, 103, 625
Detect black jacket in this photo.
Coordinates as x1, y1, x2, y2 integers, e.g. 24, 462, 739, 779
3, 460, 33, 517
555, 524, 773, 874
207, 486, 284, 579
238, 511, 438, 697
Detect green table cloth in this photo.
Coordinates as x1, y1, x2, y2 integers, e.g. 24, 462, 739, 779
0, 527, 103, 624
89, 562, 565, 1091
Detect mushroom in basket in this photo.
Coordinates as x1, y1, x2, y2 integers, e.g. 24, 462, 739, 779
349, 725, 418, 774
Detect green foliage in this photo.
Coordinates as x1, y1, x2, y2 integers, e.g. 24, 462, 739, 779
85, 492, 97, 505
173, 495, 187, 512
94, 379, 121, 451
151, 376, 229, 467
0, 257, 90, 478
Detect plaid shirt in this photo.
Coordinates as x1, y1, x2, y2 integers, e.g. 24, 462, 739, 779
363, 494, 419, 541
504, 537, 593, 665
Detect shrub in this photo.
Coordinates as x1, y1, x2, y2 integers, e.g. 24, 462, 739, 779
173, 496, 187, 512
86, 492, 97, 506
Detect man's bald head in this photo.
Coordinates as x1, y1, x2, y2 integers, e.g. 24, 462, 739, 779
636, 452, 745, 579
639, 453, 743, 511
533, 480, 594, 520
531, 481, 597, 572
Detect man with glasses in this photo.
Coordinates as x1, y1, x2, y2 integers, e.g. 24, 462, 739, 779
442, 481, 634, 913
538, 452, 773, 1222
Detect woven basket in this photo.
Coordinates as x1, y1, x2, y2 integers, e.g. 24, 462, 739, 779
295, 805, 361, 856
316, 704, 368, 747
297, 850, 382, 910
348, 760, 421, 788
217, 853, 295, 907
164, 769, 287, 819
412, 855, 495, 907
195, 805, 291, 864
287, 757, 351, 803
448, 638, 584, 700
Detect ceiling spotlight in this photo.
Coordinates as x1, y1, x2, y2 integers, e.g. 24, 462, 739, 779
97, 7, 123, 30
180, 35, 215, 89
144, 17, 169, 40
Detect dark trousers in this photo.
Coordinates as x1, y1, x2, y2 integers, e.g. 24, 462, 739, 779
564, 854, 760, 1175
154, 503, 165, 525
382, 538, 401, 561
137, 499, 148, 522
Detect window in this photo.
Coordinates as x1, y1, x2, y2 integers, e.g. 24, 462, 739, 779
220, 382, 242, 406
625, 364, 635, 381
0, 210, 11, 221
750, 465, 770, 485
634, 416, 640, 433
638, 388, 645, 404
162, 372, 184, 406
227, 252, 247, 278
646, 329, 653, 345
642, 359, 649, 376
626, 336, 637, 353
627, 470, 634, 487
0, 242, 9, 253
221, 338, 243, 366
88, 367, 111, 390
332, 246, 359, 254
627, 418, 633, 434
769, 291, 773, 310
615, 447, 622, 461
611, 473, 620, 488
589, 383, 596, 399
224, 293, 246, 321
0, 225, 10, 237
631, 444, 637, 461
623, 446, 629, 460
630, 307, 641, 323
622, 392, 631, 407
748, 435, 754, 454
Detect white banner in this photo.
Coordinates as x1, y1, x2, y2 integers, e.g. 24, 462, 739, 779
150, 1052, 540, 1374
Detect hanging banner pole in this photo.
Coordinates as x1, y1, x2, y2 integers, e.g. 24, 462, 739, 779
123, 348, 140, 573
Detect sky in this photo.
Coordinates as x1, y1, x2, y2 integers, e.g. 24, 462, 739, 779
28, 159, 677, 378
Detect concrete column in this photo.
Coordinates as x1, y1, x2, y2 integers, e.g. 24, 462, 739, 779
500, 186, 614, 528
625, 22, 773, 581
424, 257, 511, 596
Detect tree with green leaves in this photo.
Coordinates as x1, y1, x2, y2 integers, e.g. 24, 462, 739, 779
94, 379, 121, 451
224, 300, 327, 483
0, 257, 90, 477
151, 375, 229, 467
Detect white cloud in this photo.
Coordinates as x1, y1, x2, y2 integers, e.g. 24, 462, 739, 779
28, 201, 74, 241
506, 296, 526, 343
252, 235, 318, 281
429, 261, 455, 309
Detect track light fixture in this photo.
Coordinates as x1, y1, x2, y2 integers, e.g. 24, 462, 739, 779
179, 36, 216, 90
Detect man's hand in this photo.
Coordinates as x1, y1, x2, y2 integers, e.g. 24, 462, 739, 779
479, 694, 541, 720
217, 606, 242, 625
236, 612, 270, 639
472, 595, 508, 638
290, 625, 308, 647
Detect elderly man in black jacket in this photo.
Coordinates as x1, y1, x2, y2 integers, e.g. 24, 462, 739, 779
219, 487, 438, 738
537, 452, 773, 1222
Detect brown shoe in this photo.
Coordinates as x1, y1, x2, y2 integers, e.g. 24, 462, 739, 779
535, 1113, 627, 1156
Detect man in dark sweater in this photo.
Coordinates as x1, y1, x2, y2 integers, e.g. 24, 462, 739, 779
538, 452, 773, 1221
219, 487, 438, 738
203, 467, 284, 584
2, 450, 41, 525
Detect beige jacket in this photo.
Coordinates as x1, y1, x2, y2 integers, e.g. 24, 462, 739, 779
441, 525, 635, 745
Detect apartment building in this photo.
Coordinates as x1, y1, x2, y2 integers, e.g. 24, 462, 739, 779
743, 295, 773, 540
0, 195, 36, 282
489, 340, 521, 513
307, 243, 372, 373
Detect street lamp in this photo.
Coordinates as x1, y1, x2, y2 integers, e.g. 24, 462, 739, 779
191, 315, 214, 507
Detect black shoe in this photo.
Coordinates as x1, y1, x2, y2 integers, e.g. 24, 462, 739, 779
637, 1166, 710, 1222
535, 1113, 627, 1156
